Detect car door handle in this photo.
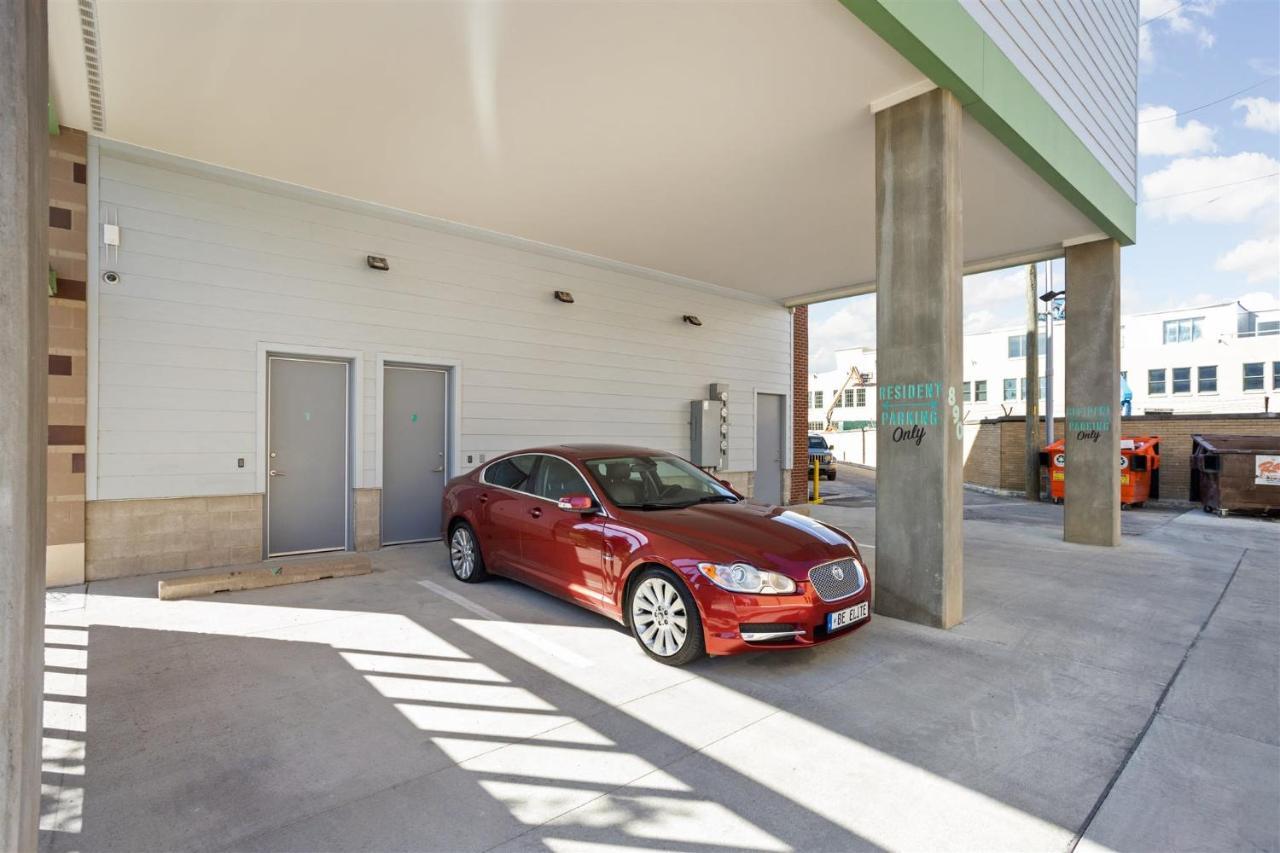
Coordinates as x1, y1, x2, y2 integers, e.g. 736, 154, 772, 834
530, 507, 542, 518
478, 493, 488, 504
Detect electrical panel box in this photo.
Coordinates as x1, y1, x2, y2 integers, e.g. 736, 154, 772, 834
690, 400, 722, 467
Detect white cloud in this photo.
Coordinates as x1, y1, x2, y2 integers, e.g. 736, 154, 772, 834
1141, 152, 1280, 222
1236, 289, 1280, 312
807, 267, 1041, 369
1138, 105, 1217, 155
1139, 0, 1219, 66
1215, 236, 1279, 284
1233, 97, 1280, 134
808, 296, 876, 373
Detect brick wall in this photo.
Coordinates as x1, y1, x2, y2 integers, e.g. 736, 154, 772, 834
790, 306, 809, 504
46, 127, 88, 587
966, 413, 1280, 500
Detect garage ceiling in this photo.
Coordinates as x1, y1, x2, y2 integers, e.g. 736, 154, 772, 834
49, 0, 1101, 304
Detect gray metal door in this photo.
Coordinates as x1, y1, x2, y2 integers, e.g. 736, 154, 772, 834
755, 393, 784, 505
382, 366, 448, 544
267, 357, 349, 556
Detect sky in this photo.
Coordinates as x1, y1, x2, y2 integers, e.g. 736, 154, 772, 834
809, 0, 1280, 373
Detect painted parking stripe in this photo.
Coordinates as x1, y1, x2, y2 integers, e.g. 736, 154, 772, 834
417, 578, 592, 668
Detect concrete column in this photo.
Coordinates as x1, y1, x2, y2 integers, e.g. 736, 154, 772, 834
1063, 239, 1121, 546
873, 88, 963, 629
1, 0, 49, 849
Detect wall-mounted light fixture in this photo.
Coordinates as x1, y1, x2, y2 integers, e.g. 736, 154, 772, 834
367, 255, 389, 271
554, 290, 575, 304
683, 314, 702, 326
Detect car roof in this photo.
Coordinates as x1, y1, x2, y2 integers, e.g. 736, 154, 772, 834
507, 444, 671, 461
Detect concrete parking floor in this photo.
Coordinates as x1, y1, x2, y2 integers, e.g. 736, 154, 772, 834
38, 492, 1278, 852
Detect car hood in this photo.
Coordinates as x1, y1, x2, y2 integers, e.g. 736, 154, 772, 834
623, 502, 859, 580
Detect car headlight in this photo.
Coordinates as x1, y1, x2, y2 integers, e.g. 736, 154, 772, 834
697, 562, 797, 595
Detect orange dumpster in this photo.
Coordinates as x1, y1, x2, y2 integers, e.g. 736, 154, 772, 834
1040, 435, 1161, 508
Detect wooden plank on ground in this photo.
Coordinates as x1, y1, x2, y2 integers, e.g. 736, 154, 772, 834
157, 555, 372, 600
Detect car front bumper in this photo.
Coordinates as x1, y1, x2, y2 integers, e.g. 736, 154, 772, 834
698, 580, 872, 656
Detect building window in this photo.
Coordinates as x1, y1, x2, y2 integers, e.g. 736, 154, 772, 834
1172, 367, 1191, 394
808, 421, 824, 431
1163, 317, 1202, 344
1003, 379, 1017, 401
1244, 362, 1265, 391
1259, 320, 1280, 336
1148, 368, 1166, 395
1039, 376, 1046, 399
1197, 366, 1217, 393
1008, 335, 1024, 358
974, 380, 987, 402
1020, 377, 1029, 399
856, 387, 866, 407
961, 382, 971, 402
1273, 361, 1280, 389
813, 390, 823, 409
843, 388, 855, 407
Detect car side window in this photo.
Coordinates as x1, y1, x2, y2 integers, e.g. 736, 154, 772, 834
532, 456, 590, 501
483, 455, 537, 491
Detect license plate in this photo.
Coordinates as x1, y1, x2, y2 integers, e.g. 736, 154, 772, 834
826, 601, 869, 633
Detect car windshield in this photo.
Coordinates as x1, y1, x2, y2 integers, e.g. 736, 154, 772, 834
808, 436, 827, 449
582, 454, 738, 510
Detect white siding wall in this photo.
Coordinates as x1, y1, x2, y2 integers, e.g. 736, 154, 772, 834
91, 147, 791, 501
963, 0, 1139, 200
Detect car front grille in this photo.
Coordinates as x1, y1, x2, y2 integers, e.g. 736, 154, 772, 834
807, 557, 865, 602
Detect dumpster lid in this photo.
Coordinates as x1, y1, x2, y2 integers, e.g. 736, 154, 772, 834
1192, 434, 1280, 454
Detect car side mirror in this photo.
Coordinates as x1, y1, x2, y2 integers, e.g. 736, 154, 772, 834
557, 494, 595, 513
717, 479, 744, 498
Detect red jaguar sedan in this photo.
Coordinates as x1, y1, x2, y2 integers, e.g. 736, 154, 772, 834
441, 445, 871, 666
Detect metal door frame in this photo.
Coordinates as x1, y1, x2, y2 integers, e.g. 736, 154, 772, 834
753, 388, 789, 503
264, 354, 352, 558
380, 363, 450, 545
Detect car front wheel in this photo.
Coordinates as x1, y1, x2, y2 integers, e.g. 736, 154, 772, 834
448, 522, 488, 583
627, 568, 705, 666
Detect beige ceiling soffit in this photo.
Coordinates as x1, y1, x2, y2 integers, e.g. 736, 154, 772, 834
77, 0, 105, 131
868, 79, 938, 114
1061, 233, 1110, 248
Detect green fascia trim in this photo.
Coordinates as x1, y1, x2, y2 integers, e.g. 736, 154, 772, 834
48, 99, 60, 136
840, 0, 1136, 245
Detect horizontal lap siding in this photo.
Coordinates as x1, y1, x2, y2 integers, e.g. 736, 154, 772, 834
96, 154, 790, 500
964, 0, 1138, 200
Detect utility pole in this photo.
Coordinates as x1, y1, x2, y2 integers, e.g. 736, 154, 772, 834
1025, 263, 1040, 500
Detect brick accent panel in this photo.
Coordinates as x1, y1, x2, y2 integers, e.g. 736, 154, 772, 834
46, 127, 89, 586
86, 495, 264, 580
965, 413, 1280, 500
789, 306, 809, 504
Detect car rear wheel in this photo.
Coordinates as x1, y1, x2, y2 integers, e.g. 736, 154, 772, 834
448, 522, 488, 583
627, 568, 705, 666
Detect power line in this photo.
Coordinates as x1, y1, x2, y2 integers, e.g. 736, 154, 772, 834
1140, 171, 1279, 204
1139, 76, 1279, 123
1139, 1, 1189, 27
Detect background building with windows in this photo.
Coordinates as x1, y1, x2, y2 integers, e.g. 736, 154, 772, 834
810, 298, 1279, 448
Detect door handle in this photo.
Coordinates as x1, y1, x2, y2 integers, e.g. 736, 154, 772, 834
432, 466, 445, 473
530, 507, 542, 519
478, 494, 488, 504
270, 469, 286, 477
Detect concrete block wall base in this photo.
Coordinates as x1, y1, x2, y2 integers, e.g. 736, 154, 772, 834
157, 554, 372, 600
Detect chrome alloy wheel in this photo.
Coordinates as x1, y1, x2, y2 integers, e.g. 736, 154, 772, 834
450, 526, 476, 580
631, 577, 689, 657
